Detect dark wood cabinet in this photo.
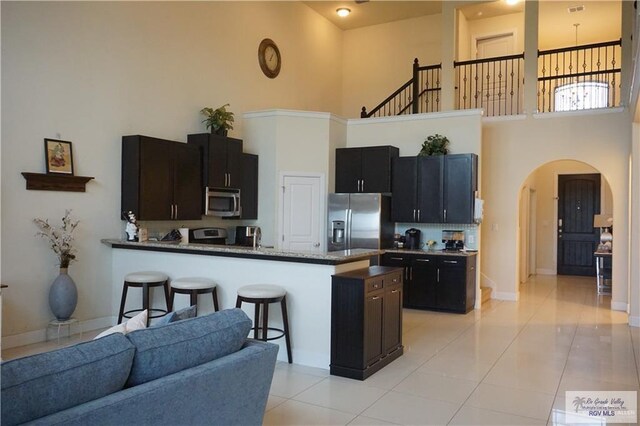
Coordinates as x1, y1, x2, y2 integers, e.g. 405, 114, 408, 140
187, 133, 243, 189
122, 135, 202, 221
380, 252, 476, 313
391, 154, 477, 224
240, 153, 258, 220
331, 266, 403, 380
335, 146, 399, 193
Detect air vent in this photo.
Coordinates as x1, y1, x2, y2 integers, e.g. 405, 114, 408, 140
568, 5, 585, 13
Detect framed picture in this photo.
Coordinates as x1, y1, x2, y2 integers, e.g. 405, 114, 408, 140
44, 139, 74, 175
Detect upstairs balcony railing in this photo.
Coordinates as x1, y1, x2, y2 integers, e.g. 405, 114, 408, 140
537, 39, 622, 113
360, 39, 622, 119
454, 53, 525, 117
361, 59, 441, 118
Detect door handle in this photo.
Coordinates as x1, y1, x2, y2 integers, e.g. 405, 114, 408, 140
372, 296, 380, 300
170, 204, 174, 220
314, 242, 320, 247
224, 173, 228, 187
391, 289, 399, 294
437, 269, 440, 282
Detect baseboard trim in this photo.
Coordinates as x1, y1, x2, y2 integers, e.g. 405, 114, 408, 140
629, 316, 640, 327
536, 268, 556, 275
2, 316, 115, 350
493, 291, 520, 301
610, 301, 627, 312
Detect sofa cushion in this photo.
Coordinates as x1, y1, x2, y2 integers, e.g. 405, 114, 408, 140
153, 305, 197, 327
1, 333, 135, 426
94, 309, 148, 339
125, 308, 251, 387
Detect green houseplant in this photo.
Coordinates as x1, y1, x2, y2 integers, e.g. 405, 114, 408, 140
200, 104, 235, 136
419, 134, 450, 156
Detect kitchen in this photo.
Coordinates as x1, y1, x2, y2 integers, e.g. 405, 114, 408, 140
105, 108, 483, 369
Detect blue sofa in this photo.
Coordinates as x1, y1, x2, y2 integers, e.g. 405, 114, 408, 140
1, 308, 278, 425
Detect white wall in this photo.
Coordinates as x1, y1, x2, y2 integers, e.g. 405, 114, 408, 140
1, 1, 344, 340
342, 14, 442, 118
465, 12, 525, 59
481, 110, 630, 306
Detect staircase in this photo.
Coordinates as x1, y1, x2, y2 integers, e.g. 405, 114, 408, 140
480, 286, 493, 305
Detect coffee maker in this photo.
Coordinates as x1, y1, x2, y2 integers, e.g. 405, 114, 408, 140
442, 230, 464, 251
405, 228, 421, 250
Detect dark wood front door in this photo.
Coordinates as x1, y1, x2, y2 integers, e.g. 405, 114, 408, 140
557, 174, 600, 276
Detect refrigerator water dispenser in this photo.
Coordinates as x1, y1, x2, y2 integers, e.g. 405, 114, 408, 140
332, 221, 345, 244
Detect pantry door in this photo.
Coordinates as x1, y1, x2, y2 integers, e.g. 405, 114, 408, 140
280, 173, 325, 252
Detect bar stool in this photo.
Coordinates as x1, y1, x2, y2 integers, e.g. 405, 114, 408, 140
236, 284, 292, 363
117, 271, 170, 327
170, 277, 219, 315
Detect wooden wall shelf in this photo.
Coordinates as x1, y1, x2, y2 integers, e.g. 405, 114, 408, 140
21, 172, 94, 192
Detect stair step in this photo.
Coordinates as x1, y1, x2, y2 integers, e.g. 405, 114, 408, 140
481, 286, 492, 304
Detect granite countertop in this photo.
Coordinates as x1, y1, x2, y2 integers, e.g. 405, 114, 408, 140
101, 239, 381, 266
384, 248, 478, 257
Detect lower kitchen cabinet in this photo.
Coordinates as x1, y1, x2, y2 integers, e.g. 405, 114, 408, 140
380, 252, 477, 313
331, 266, 403, 380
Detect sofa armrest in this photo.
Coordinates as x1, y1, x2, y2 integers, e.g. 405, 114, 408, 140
26, 340, 278, 426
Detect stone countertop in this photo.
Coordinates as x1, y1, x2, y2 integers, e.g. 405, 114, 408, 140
101, 239, 381, 266
384, 249, 478, 257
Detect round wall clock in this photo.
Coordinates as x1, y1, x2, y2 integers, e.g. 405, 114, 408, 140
258, 38, 281, 79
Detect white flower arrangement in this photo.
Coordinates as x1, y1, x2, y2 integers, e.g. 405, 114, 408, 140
34, 210, 79, 268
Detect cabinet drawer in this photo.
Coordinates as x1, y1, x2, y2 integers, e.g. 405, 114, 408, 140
386, 272, 402, 287
438, 258, 465, 267
366, 278, 384, 293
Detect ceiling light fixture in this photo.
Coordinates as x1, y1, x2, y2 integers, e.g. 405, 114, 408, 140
506, 0, 519, 5
336, 8, 351, 17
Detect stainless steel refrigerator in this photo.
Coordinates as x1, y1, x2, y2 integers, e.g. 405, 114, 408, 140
327, 193, 394, 252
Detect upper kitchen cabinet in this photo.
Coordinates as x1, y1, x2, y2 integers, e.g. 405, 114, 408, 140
335, 146, 399, 193
391, 153, 477, 224
240, 153, 259, 220
187, 133, 243, 189
122, 135, 202, 221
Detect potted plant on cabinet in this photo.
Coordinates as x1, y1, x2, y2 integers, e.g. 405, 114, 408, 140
200, 104, 235, 136
419, 134, 450, 156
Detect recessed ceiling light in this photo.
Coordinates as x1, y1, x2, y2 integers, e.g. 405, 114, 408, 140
506, 0, 519, 5
336, 8, 351, 17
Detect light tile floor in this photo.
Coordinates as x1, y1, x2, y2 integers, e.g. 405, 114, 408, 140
3, 274, 639, 425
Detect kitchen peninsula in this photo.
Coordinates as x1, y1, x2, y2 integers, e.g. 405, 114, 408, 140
102, 239, 378, 368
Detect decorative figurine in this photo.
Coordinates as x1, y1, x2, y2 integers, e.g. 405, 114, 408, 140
123, 211, 139, 242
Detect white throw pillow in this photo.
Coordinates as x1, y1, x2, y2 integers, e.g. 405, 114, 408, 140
94, 310, 148, 340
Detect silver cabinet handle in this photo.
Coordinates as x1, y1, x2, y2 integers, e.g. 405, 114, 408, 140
390, 257, 404, 260
372, 296, 380, 300
415, 258, 430, 262
228, 173, 231, 187
418, 209, 421, 222
171, 204, 175, 220
362, 179, 365, 192
391, 289, 399, 294
175, 204, 178, 219
409, 267, 413, 280
413, 209, 416, 222
437, 268, 440, 282
444, 209, 447, 222
443, 260, 458, 264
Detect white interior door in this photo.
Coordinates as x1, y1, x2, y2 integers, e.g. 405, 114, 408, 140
476, 33, 515, 115
476, 33, 514, 59
281, 174, 323, 252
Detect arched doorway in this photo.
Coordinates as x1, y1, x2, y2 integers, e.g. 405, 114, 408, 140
517, 160, 613, 290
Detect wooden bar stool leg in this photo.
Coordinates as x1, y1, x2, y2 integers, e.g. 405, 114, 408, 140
142, 283, 150, 326
281, 297, 292, 363
253, 303, 260, 340
117, 283, 129, 324
163, 281, 171, 313
212, 287, 219, 312
262, 301, 269, 341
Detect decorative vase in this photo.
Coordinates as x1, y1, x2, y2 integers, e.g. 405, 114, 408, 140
49, 268, 78, 321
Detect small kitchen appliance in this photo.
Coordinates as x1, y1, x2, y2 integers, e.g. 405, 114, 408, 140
189, 228, 228, 245
405, 228, 421, 250
205, 187, 241, 217
235, 226, 261, 247
442, 230, 465, 251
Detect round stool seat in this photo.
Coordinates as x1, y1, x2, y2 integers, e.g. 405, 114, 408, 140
238, 284, 286, 299
125, 271, 168, 283
171, 277, 217, 290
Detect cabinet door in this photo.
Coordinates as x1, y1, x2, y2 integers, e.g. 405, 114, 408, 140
417, 156, 444, 223
207, 135, 228, 188
364, 292, 384, 366
225, 137, 244, 189
383, 277, 403, 354
335, 148, 362, 193
437, 258, 467, 312
444, 154, 477, 224
380, 254, 411, 306
240, 154, 258, 220
173, 143, 203, 220
410, 256, 438, 309
361, 146, 395, 193
138, 138, 173, 220
391, 157, 418, 222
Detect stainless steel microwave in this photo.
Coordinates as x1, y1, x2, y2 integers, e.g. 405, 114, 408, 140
205, 187, 241, 217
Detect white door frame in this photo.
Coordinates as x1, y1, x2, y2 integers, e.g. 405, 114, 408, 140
277, 172, 326, 251
472, 29, 518, 59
